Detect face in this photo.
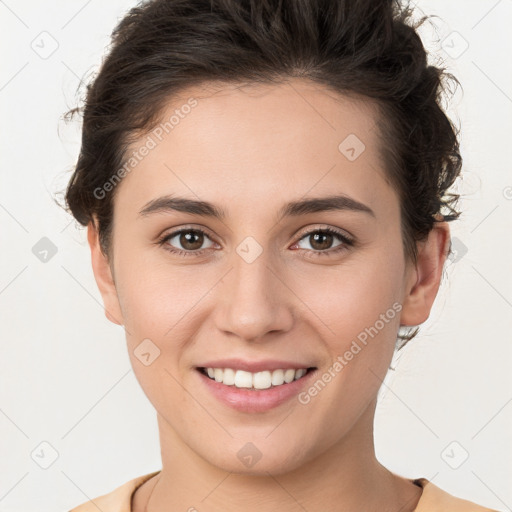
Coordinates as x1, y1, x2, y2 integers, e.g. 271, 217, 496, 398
89, 78, 449, 475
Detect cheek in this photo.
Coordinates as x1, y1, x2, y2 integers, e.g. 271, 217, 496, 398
117, 263, 207, 340
294, 257, 403, 430
305, 250, 404, 346
112, 249, 227, 384
114, 261, 206, 403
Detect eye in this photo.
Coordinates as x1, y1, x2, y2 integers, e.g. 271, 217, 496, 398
291, 227, 354, 256
157, 225, 354, 258
158, 227, 217, 257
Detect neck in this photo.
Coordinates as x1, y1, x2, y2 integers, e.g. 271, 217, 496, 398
138, 398, 422, 512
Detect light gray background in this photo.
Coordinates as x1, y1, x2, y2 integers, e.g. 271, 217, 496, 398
0, 1, 511, 511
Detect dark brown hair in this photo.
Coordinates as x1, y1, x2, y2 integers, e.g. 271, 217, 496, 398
62, 0, 463, 349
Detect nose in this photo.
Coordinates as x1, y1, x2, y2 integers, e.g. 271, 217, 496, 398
213, 248, 295, 343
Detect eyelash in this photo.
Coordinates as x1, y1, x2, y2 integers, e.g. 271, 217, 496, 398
156, 226, 354, 259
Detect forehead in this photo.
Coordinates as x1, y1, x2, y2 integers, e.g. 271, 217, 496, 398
115, 78, 397, 220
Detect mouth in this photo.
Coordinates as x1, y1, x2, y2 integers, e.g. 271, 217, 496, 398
195, 365, 318, 413
196, 366, 317, 390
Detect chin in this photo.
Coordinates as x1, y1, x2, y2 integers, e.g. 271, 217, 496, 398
198, 437, 312, 476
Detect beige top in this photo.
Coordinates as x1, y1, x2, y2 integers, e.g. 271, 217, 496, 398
68, 471, 499, 512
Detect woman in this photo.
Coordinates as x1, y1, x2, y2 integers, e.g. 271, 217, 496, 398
64, 0, 499, 510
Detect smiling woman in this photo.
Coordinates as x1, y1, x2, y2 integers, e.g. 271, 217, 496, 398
61, 0, 498, 511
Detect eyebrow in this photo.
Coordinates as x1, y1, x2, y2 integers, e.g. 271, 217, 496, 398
138, 194, 375, 220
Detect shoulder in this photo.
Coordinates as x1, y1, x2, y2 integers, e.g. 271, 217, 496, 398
68, 472, 501, 512
414, 478, 500, 512
68, 471, 160, 512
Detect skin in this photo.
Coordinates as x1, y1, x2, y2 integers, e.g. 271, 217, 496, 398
87, 78, 450, 511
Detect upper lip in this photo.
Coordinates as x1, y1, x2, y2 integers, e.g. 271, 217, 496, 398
197, 358, 316, 373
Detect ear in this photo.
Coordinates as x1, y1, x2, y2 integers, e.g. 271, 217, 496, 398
400, 221, 451, 326
87, 219, 124, 326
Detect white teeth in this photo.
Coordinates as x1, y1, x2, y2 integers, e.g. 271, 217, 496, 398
253, 371, 272, 389
271, 369, 285, 386
222, 368, 236, 385
202, 367, 310, 389
234, 370, 253, 388
284, 368, 296, 383
295, 368, 307, 380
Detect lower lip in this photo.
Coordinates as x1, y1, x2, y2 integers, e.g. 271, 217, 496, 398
196, 368, 317, 413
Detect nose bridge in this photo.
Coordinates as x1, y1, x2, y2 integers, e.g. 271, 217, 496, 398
215, 239, 293, 341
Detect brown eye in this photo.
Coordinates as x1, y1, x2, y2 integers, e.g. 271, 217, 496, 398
161, 228, 216, 254
308, 232, 335, 251
295, 228, 352, 253
178, 230, 204, 251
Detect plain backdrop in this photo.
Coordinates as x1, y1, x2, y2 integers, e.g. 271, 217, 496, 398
0, 1, 511, 511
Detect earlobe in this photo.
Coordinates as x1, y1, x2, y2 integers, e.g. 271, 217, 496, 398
87, 219, 124, 326
399, 222, 451, 327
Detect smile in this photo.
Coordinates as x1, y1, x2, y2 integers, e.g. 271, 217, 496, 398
199, 367, 315, 390
196, 365, 318, 413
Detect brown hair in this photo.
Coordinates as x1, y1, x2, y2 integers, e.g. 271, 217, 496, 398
62, 0, 462, 349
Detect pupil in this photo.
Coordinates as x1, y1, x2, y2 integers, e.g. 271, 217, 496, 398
311, 232, 332, 250
181, 231, 203, 250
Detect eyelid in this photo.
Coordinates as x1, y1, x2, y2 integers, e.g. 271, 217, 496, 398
156, 225, 219, 251
158, 223, 353, 243
156, 223, 216, 239
294, 224, 354, 243
157, 224, 354, 257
